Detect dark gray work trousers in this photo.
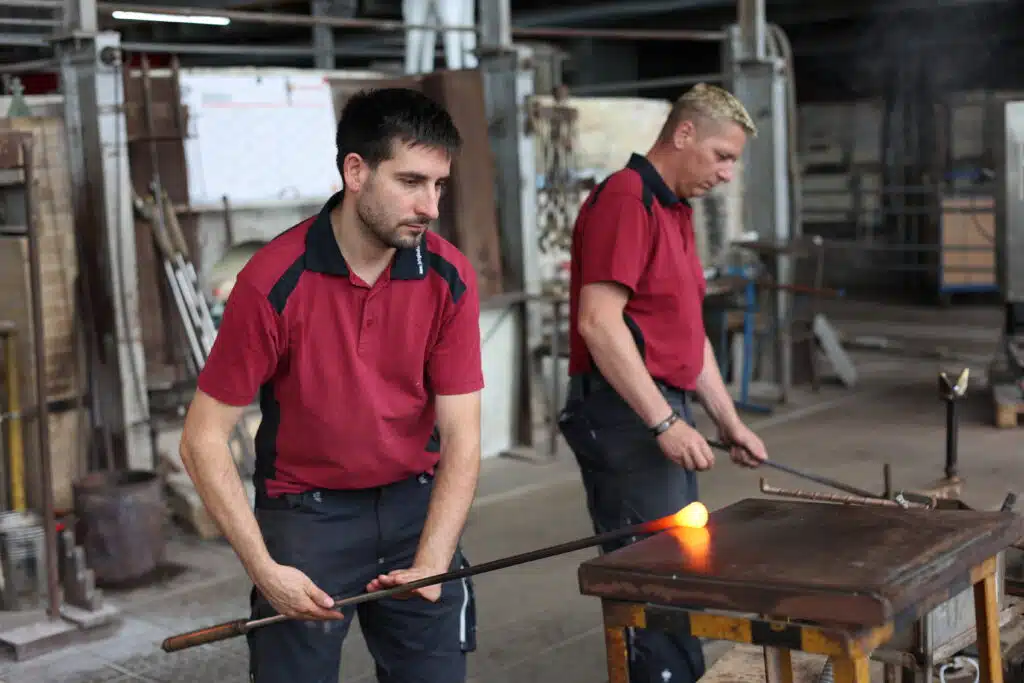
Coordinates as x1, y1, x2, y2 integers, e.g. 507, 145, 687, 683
247, 472, 476, 683
558, 373, 706, 683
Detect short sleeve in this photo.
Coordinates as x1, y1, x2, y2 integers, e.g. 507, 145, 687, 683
426, 267, 485, 396
196, 279, 283, 406
579, 193, 654, 293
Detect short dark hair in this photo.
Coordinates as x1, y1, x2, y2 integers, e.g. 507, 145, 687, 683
335, 87, 462, 173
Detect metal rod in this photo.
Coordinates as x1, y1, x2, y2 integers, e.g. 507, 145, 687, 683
570, 72, 724, 96
0, 33, 48, 48
0, 17, 61, 28
759, 479, 927, 509
708, 439, 880, 499
1, 329, 25, 511
0, 58, 58, 75
161, 507, 702, 652
119, 40, 407, 58
97, 2, 477, 32
945, 394, 958, 480
21, 137, 61, 620
511, 26, 725, 41
0, 0, 63, 7
95, 2, 724, 41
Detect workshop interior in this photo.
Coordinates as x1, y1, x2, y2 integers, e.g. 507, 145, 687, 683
0, 0, 1023, 681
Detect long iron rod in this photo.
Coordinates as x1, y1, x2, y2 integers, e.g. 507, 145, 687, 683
161, 510, 699, 653
758, 480, 928, 509
22, 138, 62, 620
707, 440, 880, 499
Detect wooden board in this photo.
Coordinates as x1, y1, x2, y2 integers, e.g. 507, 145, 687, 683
0, 121, 81, 404
578, 498, 1024, 628
421, 69, 505, 300
0, 120, 84, 512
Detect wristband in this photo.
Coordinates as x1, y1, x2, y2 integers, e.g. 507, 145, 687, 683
649, 411, 680, 436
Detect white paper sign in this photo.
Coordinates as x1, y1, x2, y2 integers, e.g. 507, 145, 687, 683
179, 70, 342, 206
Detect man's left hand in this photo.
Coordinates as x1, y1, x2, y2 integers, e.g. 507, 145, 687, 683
720, 419, 768, 468
366, 566, 444, 602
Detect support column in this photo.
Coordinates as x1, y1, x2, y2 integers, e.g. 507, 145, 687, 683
727, 0, 795, 400
478, 0, 525, 293
478, 0, 542, 449
311, 0, 357, 70
55, 0, 153, 471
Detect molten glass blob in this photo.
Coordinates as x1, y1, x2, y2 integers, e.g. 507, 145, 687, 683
645, 501, 709, 532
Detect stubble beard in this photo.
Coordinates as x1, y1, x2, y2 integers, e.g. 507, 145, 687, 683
356, 194, 423, 251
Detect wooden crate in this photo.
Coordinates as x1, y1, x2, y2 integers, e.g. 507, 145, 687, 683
993, 383, 1024, 429
939, 196, 996, 290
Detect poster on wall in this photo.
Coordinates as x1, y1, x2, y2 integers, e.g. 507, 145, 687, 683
179, 70, 342, 206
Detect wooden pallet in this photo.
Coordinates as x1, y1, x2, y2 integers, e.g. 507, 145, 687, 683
993, 382, 1024, 429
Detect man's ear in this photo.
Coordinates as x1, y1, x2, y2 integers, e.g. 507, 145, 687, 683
341, 153, 370, 191
673, 120, 696, 149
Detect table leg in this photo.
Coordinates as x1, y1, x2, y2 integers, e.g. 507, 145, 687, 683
831, 656, 871, 683
974, 572, 1005, 683
604, 624, 630, 683
763, 647, 794, 683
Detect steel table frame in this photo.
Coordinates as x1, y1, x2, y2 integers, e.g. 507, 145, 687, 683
594, 554, 1005, 683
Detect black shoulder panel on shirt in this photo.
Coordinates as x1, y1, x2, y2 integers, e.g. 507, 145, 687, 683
267, 254, 306, 315
641, 184, 654, 215
428, 252, 467, 304
588, 177, 610, 207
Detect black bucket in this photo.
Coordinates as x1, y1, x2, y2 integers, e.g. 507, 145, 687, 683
73, 469, 166, 586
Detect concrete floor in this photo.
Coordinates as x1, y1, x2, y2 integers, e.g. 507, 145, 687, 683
1, 303, 1020, 683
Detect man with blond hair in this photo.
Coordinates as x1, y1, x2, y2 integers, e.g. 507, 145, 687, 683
559, 83, 770, 683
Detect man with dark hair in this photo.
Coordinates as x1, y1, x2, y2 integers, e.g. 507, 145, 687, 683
559, 83, 769, 683
178, 87, 484, 683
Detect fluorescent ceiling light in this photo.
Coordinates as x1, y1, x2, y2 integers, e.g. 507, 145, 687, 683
111, 10, 231, 26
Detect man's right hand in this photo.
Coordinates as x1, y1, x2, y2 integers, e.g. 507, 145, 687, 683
656, 420, 716, 471
252, 561, 345, 621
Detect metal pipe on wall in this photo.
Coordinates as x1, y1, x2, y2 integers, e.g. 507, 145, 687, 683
95, 2, 477, 33
512, 26, 724, 42
0, 18, 62, 28
0, 0, 63, 7
94, 2, 725, 42
570, 72, 724, 96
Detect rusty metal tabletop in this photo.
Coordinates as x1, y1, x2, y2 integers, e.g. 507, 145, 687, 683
578, 498, 1024, 628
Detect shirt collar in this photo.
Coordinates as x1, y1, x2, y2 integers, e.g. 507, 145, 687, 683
304, 189, 429, 280
626, 153, 689, 208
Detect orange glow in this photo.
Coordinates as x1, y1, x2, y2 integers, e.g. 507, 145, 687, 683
667, 526, 711, 573
644, 502, 709, 532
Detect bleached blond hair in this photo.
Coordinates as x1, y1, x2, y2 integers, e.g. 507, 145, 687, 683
659, 83, 757, 140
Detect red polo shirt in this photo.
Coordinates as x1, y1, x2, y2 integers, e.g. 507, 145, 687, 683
567, 153, 708, 391
196, 190, 484, 496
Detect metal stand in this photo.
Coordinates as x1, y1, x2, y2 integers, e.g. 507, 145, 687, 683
725, 3, 796, 402
941, 369, 969, 482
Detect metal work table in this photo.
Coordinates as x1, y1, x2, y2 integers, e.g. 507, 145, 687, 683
578, 498, 1024, 683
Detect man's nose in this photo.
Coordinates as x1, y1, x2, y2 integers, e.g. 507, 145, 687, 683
415, 189, 441, 220
717, 165, 733, 183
